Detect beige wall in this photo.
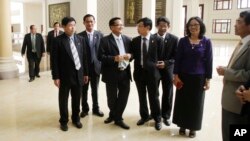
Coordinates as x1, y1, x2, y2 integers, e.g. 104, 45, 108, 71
33, 0, 250, 40
23, 3, 43, 34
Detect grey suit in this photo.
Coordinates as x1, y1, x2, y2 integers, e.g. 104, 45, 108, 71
221, 40, 250, 141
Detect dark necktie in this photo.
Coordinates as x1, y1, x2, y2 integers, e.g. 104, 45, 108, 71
142, 37, 147, 68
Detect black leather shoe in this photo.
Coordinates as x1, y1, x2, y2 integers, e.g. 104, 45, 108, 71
60, 124, 68, 131
115, 121, 130, 130
155, 122, 162, 130
29, 78, 34, 82
137, 118, 150, 126
80, 112, 88, 118
163, 118, 170, 126
93, 110, 104, 117
36, 75, 40, 78
179, 128, 186, 135
104, 117, 113, 124
73, 121, 82, 129
189, 130, 196, 138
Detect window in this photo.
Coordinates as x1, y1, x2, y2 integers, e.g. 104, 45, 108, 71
214, 0, 232, 10
212, 19, 231, 34
238, 0, 250, 9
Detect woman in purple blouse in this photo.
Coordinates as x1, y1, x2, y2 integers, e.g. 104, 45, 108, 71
172, 16, 213, 138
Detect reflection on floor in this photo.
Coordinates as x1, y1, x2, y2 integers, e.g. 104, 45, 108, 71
0, 40, 238, 141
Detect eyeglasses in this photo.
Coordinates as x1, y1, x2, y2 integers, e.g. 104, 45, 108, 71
189, 24, 200, 27
113, 24, 124, 27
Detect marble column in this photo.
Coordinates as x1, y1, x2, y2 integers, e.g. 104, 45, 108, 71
0, 0, 18, 79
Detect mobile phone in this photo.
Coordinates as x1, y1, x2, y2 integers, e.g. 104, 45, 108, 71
176, 82, 183, 89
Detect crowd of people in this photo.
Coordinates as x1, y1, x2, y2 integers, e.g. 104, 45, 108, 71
20, 10, 250, 141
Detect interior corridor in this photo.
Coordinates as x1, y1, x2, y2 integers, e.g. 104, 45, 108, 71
0, 40, 238, 141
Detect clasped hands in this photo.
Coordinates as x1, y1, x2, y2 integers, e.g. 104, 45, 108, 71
114, 53, 131, 62
236, 85, 250, 104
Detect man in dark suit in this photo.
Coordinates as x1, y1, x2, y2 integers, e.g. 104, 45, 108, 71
130, 17, 162, 130
98, 17, 132, 130
21, 25, 45, 82
78, 14, 104, 118
155, 16, 178, 126
46, 22, 63, 55
51, 17, 88, 131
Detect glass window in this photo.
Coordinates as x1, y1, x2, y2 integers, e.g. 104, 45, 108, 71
214, 0, 232, 10
212, 19, 231, 34
238, 0, 250, 9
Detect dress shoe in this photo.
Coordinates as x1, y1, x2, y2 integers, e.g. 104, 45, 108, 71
189, 130, 196, 138
72, 121, 82, 129
179, 128, 186, 135
155, 122, 162, 130
137, 118, 150, 126
93, 110, 104, 117
60, 124, 68, 131
104, 117, 113, 124
115, 121, 130, 130
36, 74, 40, 78
80, 112, 88, 118
163, 118, 170, 126
29, 78, 34, 82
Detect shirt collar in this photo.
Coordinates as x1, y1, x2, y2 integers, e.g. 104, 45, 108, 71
157, 32, 166, 39
86, 31, 94, 35
112, 33, 122, 40
242, 35, 250, 45
141, 33, 150, 40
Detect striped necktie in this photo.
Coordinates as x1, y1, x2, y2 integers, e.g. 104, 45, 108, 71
70, 37, 81, 70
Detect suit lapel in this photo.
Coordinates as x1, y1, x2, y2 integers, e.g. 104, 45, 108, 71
121, 35, 128, 53
63, 34, 74, 61
109, 34, 119, 53
233, 40, 250, 64
93, 31, 98, 52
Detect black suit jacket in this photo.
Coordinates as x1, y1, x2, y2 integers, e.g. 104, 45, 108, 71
46, 30, 63, 54
21, 33, 45, 59
78, 30, 103, 75
51, 33, 88, 86
154, 33, 178, 68
131, 34, 161, 81
98, 33, 132, 83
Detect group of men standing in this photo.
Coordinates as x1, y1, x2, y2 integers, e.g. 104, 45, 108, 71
21, 14, 178, 132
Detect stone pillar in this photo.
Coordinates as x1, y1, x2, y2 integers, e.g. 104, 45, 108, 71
166, 0, 183, 37
142, 0, 156, 32
0, 0, 18, 79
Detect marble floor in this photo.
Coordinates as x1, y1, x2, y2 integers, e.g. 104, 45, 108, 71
0, 40, 239, 141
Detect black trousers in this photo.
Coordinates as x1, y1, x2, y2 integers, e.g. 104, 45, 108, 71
81, 64, 100, 112
105, 71, 130, 122
158, 68, 174, 120
135, 69, 161, 122
59, 84, 81, 125
27, 52, 41, 78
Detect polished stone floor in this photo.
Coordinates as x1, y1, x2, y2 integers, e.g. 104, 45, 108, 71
0, 40, 238, 141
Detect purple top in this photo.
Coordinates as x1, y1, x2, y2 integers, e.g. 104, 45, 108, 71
174, 36, 213, 79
